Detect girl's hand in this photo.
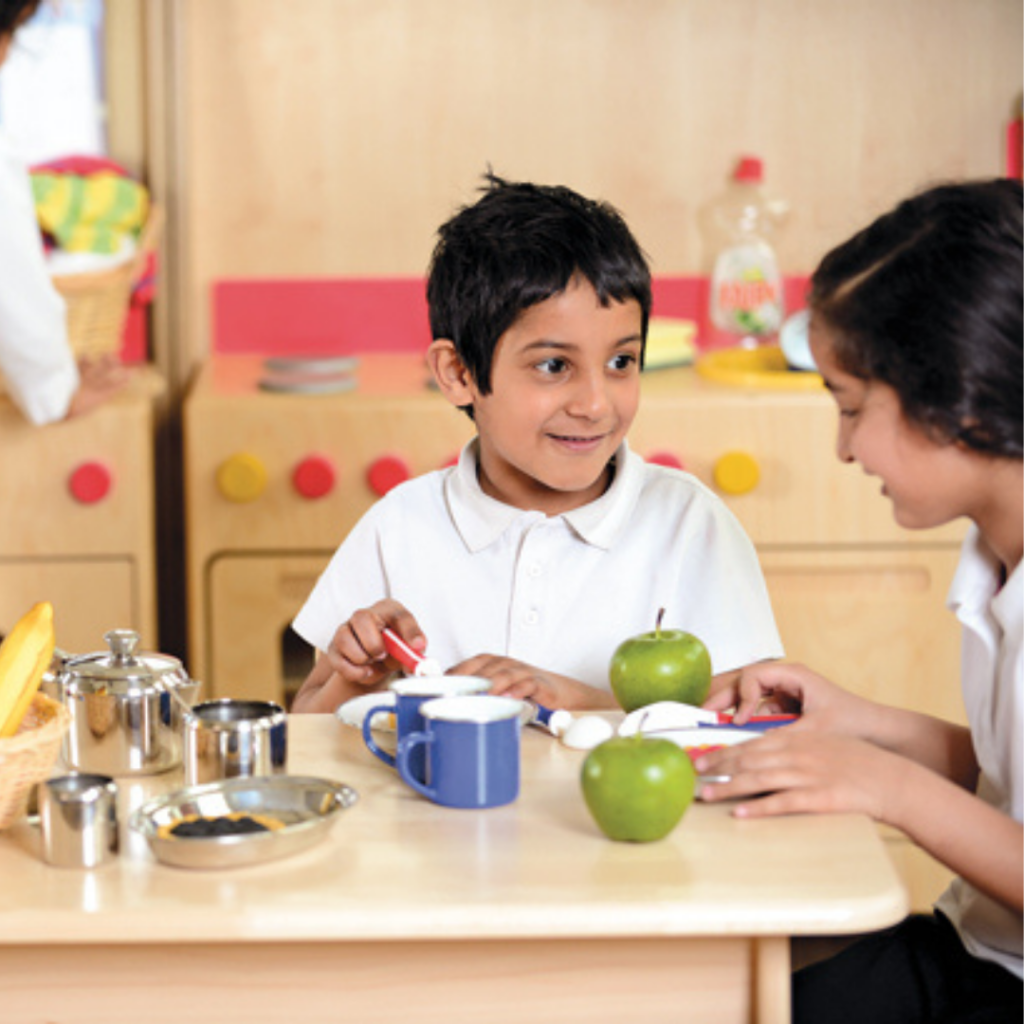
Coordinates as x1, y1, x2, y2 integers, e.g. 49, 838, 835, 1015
448, 654, 618, 711
702, 660, 877, 736
696, 730, 904, 824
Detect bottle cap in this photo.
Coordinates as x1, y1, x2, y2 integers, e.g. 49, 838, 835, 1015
733, 156, 763, 183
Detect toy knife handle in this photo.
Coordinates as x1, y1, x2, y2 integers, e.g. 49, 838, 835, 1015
714, 712, 799, 731
382, 627, 424, 674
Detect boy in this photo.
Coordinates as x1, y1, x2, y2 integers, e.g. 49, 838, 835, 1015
292, 174, 782, 713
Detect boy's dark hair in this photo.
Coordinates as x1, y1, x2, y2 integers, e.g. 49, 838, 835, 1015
0, 1, 41, 37
426, 172, 651, 405
810, 178, 1023, 459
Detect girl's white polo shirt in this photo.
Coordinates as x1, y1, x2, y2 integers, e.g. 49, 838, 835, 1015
936, 525, 1023, 979
294, 439, 783, 693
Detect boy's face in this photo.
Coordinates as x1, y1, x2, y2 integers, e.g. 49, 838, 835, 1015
436, 277, 644, 515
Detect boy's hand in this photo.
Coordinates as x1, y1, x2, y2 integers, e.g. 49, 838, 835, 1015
290, 600, 425, 712
449, 654, 618, 711
327, 599, 426, 686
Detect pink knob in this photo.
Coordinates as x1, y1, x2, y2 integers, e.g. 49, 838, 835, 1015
68, 461, 113, 504
646, 450, 686, 471
367, 455, 410, 496
292, 454, 336, 500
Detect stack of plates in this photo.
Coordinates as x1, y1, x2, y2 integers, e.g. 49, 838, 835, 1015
258, 356, 360, 394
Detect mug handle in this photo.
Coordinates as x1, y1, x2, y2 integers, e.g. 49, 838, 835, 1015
361, 704, 397, 767
396, 730, 434, 800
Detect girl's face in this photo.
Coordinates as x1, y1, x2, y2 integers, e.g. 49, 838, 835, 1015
458, 276, 643, 515
809, 319, 990, 532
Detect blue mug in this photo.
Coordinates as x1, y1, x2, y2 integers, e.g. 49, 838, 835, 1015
362, 675, 489, 782
396, 694, 523, 809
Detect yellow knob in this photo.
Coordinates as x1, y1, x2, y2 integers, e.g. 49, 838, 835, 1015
216, 452, 268, 503
713, 451, 760, 495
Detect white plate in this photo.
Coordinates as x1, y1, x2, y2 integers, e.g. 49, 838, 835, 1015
263, 356, 360, 375
641, 726, 758, 751
335, 692, 396, 732
258, 372, 358, 395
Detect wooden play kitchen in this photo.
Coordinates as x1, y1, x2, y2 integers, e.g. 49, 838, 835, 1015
0, 369, 164, 655
184, 351, 963, 911
0, 713, 907, 1024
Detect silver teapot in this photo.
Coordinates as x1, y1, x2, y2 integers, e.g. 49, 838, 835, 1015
46, 630, 201, 776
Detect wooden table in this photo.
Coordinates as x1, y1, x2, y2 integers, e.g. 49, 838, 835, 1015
0, 714, 907, 1023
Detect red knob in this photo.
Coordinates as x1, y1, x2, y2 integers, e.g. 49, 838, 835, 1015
68, 461, 113, 504
292, 454, 336, 499
367, 455, 410, 496
647, 450, 686, 471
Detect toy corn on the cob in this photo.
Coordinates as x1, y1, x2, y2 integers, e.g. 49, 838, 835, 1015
0, 602, 56, 738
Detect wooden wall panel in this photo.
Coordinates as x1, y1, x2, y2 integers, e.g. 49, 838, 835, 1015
170, 0, 1022, 376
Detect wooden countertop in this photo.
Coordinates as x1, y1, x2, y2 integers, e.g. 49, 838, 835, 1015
0, 714, 907, 947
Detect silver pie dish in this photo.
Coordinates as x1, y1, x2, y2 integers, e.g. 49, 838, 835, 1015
130, 775, 358, 870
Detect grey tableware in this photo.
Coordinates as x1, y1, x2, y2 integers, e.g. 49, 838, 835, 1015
130, 775, 357, 870
184, 699, 287, 786
39, 773, 118, 868
52, 630, 200, 777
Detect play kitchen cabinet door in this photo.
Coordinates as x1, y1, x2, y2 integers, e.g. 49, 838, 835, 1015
0, 561, 134, 653
0, 372, 162, 649
202, 554, 328, 705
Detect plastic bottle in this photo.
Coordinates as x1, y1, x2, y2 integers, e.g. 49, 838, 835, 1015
704, 156, 787, 348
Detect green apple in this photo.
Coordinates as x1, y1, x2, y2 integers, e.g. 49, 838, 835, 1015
580, 733, 697, 842
609, 609, 711, 712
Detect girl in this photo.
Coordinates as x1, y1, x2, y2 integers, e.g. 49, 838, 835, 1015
699, 178, 1022, 1023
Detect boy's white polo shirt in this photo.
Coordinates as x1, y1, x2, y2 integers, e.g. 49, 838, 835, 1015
936, 525, 1023, 979
294, 439, 783, 692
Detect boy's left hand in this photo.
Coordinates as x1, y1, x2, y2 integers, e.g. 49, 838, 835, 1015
449, 654, 618, 711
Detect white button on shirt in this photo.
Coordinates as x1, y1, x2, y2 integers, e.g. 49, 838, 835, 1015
293, 439, 784, 693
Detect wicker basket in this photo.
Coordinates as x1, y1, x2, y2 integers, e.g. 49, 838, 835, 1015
0, 692, 71, 830
51, 202, 164, 361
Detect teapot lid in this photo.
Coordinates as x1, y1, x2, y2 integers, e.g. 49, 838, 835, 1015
62, 629, 189, 693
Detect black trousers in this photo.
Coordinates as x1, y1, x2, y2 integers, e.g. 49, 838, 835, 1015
794, 913, 1022, 1024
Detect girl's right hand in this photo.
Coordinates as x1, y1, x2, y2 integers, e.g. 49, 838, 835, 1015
703, 661, 876, 737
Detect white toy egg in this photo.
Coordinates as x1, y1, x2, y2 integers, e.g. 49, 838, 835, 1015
560, 715, 615, 750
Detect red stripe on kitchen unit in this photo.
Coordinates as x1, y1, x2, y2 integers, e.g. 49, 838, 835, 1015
211, 275, 809, 355
212, 278, 433, 355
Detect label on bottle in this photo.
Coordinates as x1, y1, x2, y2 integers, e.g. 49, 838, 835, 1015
710, 242, 784, 338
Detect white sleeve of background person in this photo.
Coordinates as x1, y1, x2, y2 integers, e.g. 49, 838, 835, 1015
0, 134, 77, 425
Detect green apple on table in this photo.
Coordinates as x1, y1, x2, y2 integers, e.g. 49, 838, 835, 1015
609, 608, 712, 713
580, 733, 697, 842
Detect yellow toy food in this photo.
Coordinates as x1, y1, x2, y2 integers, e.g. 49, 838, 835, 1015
0, 602, 56, 738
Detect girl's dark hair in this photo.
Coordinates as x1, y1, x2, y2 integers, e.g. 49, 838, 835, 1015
427, 172, 651, 409
809, 178, 1023, 458
0, 1, 41, 37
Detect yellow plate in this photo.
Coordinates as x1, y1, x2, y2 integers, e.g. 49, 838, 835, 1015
696, 345, 823, 390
